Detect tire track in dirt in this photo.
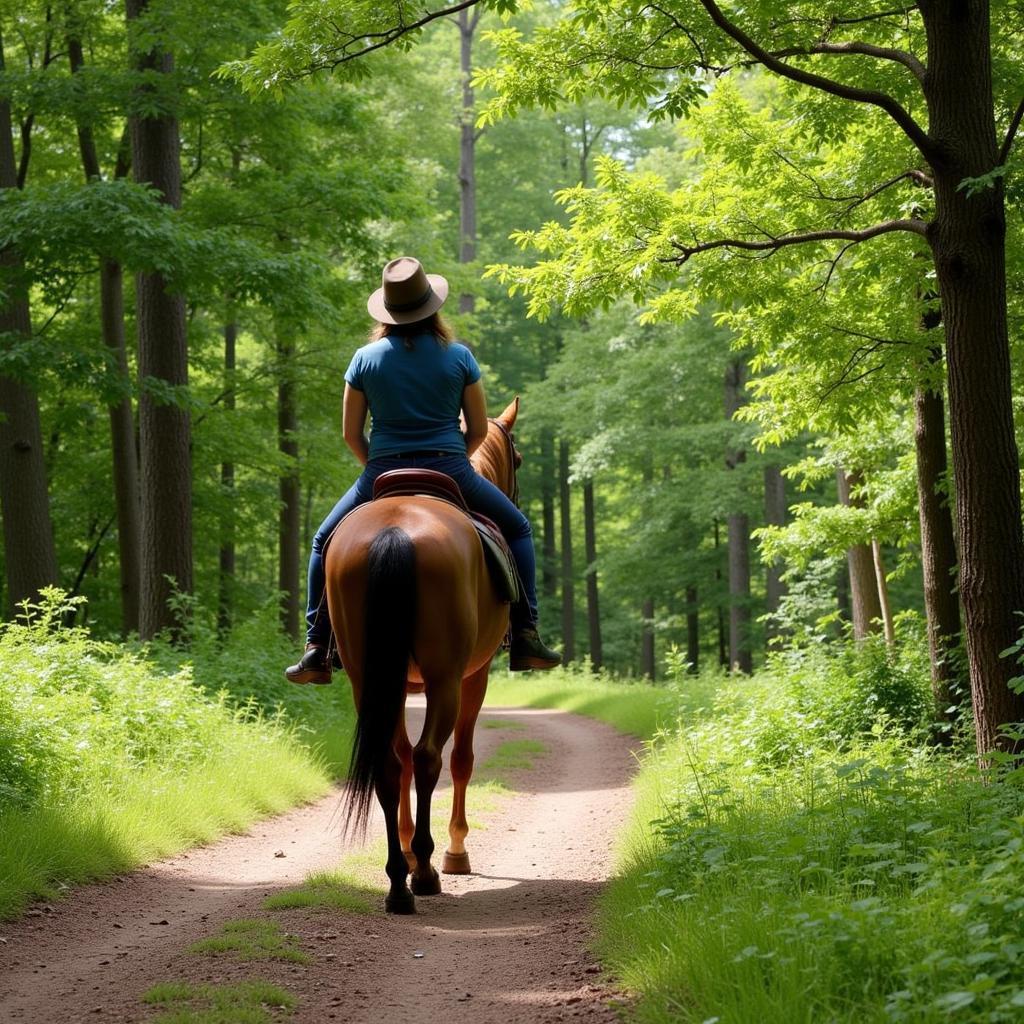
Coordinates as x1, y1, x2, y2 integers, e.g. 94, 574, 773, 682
0, 700, 639, 1023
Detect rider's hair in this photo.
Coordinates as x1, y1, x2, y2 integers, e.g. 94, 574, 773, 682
370, 312, 453, 350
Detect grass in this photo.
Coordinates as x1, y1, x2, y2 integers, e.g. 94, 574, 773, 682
0, 592, 344, 920
263, 867, 378, 914
142, 980, 295, 1023
188, 919, 309, 963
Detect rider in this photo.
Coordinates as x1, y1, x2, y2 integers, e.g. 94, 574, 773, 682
285, 256, 561, 684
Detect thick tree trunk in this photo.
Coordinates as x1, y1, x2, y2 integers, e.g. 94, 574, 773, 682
913, 352, 962, 722
457, 9, 478, 315
0, 31, 58, 616
69, 31, 141, 634
686, 584, 699, 673
218, 319, 237, 638
640, 597, 655, 680
540, 429, 557, 598
277, 330, 300, 639
582, 478, 602, 670
126, 0, 191, 639
763, 462, 787, 642
559, 439, 575, 663
837, 468, 882, 639
919, 2, 1024, 752
714, 518, 727, 668
724, 359, 752, 673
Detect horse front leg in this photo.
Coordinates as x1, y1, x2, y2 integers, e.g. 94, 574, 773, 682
395, 711, 415, 871
443, 663, 490, 875
410, 678, 461, 896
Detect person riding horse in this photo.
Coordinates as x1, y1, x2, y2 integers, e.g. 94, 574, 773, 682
285, 256, 560, 684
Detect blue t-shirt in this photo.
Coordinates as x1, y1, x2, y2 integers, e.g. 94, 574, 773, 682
344, 334, 482, 460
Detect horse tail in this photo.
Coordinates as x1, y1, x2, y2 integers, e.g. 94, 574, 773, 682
343, 525, 416, 837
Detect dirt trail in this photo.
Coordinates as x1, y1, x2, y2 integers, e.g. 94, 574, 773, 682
0, 701, 639, 1023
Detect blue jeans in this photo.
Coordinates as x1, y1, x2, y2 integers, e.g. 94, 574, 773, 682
305, 453, 538, 646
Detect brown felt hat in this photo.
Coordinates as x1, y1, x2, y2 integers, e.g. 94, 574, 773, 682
367, 257, 449, 325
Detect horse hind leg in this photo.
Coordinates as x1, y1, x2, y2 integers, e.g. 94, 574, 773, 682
444, 664, 489, 875
410, 678, 461, 896
395, 715, 416, 871
377, 742, 415, 915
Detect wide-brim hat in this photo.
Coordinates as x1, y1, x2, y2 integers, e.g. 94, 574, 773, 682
367, 256, 449, 325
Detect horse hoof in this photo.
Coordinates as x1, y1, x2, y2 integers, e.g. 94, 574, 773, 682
411, 868, 441, 896
384, 888, 416, 915
442, 851, 472, 875
404, 850, 417, 871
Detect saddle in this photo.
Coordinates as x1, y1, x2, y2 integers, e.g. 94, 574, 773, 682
372, 469, 519, 603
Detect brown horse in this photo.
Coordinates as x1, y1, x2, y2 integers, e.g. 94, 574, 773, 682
324, 398, 522, 913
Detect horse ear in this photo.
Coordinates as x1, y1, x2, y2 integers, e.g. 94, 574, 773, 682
498, 396, 519, 430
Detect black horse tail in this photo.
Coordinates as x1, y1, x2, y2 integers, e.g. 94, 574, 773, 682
343, 526, 417, 837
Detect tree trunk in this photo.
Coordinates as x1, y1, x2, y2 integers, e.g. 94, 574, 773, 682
540, 428, 557, 598
277, 329, 300, 639
724, 359, 752, 673
872, 539, 896, 646
218, 318, 237, 638
714, 518, 727, 668
639, 597, 655, 680
686, 584, 699, 674
918, 2, 1024, 752
836, 468, 882, 639
0, 30, 58, 616
68, 32, 141, 634
126, 0, 191, 640
582, 477, 602, 670
914, 351, 962, 723
559, 439, 575, 663
457, 8, 479, 315
763, 462, 787, 643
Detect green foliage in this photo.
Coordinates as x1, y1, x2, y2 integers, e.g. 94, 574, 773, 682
598, 652, 1024, 1024
142, 980, 295, 1024
0, 591, 333, 919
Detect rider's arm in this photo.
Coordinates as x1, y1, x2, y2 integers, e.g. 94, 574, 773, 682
462, 379, 489, 457
343, 383, 370, 466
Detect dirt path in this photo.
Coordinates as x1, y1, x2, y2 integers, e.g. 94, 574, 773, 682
0, 701, 639, 1023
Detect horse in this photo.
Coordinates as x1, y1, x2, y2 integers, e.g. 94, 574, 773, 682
324, 397, 522, 914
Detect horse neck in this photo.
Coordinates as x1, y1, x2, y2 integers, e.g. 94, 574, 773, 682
470, 424, 512, 498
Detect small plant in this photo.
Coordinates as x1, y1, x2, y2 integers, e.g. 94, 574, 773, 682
188, 919, 309, 963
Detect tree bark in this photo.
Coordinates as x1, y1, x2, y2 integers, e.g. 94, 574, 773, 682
918, 2, 1024, 752
0, 30, 58, 616
68, 32, 141, 635
639, 597, 655, 680
836, 468, 882, 639
872, 539, 896, 646
713, 518, 727, 668
914, 351, 962, 723
686, 585, 699, 674
559, 439, 575, 663
126, 0, 191, 639
582, 478, 602, 670
218, 318, 237, 637
540, 428, 557, 598
724, 358, 752, 673
457, 8, 479, 315
763, 462, 787, 642
277, 328, 300, 639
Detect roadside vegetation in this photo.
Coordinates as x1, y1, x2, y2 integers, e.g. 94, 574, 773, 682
0, 591, 352, 920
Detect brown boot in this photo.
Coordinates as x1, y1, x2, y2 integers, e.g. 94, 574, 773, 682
509, 626, 561, 672
285, 644, 333, 685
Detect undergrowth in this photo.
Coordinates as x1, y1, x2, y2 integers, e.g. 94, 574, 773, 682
598, 631, 1024, 1023
0, 591, 338, 919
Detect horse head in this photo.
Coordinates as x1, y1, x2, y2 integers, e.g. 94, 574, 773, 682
471, 397, 521, 502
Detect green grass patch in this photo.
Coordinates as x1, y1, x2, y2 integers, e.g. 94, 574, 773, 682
264, 867, 378, 914
475, 738, 546, 781
481, 718, 525, 730
0, 592, 339, 920
595, 640, 1024, 1024
487, 662, 711, 740
188, 919, 309, 963
142, 980, 295, 1023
